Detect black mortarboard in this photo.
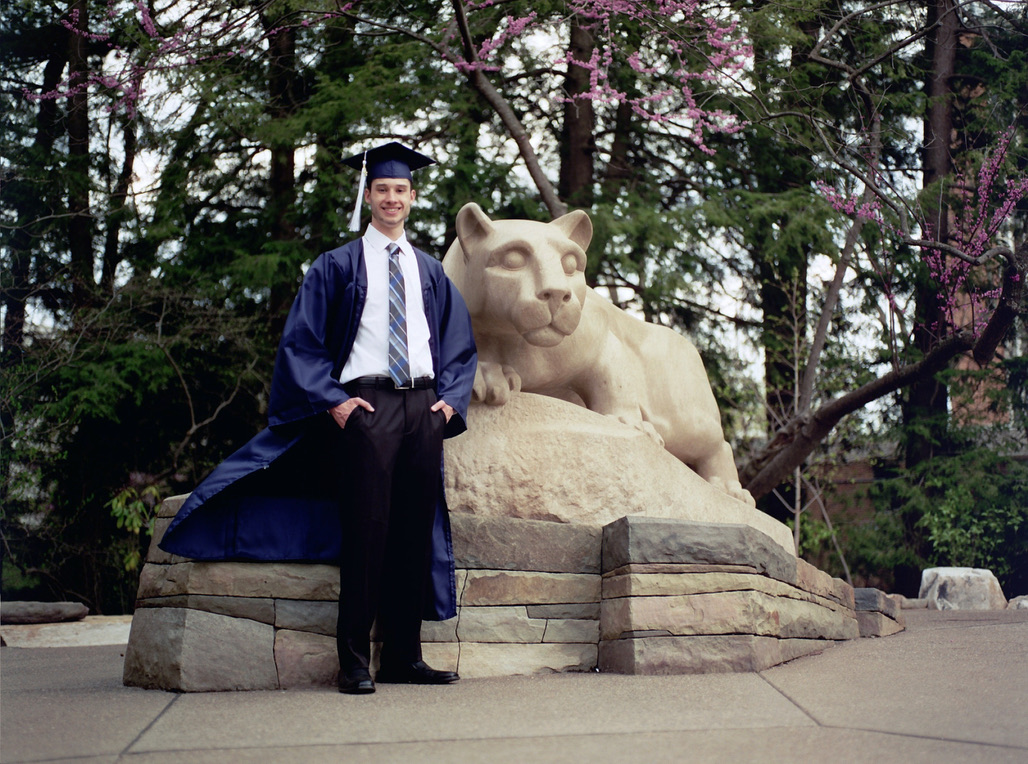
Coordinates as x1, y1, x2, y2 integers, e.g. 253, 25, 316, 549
342, 142, 436, 231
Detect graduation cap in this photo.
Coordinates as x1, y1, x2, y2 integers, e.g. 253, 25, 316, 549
342, 142, 436, 231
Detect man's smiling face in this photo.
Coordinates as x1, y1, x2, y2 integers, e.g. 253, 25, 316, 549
364, 177, 416, 237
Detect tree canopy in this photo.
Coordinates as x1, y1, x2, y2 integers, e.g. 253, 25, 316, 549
2, 0, 1026, 609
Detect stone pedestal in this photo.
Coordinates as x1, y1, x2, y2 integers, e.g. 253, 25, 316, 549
124, 498, 603, 689
598, 517, 859, 674
123, 497, 885, 690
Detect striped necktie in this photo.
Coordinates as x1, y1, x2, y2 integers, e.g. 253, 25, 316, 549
386, 242, 411, 386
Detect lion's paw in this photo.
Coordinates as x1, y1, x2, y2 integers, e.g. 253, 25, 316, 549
707, 476, 756, 506
729, 483, 757, 507
609, 414, 665, 448
473, 362, 522, 406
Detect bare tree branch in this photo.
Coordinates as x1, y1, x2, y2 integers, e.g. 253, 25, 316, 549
972, 240, 1027, 365
798, 119, 882, 415
744, 329, 978, 498
449, 0, 566, 218
743, 234, 1023, 500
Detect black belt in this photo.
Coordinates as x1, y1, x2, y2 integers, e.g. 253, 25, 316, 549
345, 375, 435, 391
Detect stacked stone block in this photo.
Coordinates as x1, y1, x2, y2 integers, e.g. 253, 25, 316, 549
423, 515, 601, 677
853, 587, 906, 637
599, 517, 860, 674
124, 497, 873, 691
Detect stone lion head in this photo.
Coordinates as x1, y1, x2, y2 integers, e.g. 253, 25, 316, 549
445, 203, 593, 348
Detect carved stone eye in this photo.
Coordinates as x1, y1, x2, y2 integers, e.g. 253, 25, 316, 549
498, 250, 527, 270
561, 252, 580, 275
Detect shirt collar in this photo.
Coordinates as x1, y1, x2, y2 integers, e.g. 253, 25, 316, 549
363, 225, 411, 257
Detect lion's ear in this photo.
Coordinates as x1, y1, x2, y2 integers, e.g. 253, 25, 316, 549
456, 203, 495, 257
550, 210, 592, 252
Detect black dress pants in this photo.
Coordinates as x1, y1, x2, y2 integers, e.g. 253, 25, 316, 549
330, 383, 447, 674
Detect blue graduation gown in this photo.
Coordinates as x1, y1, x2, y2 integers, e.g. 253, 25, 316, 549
160, 240, 477, 620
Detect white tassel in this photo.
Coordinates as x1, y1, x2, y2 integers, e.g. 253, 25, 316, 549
348, 151, 367, 232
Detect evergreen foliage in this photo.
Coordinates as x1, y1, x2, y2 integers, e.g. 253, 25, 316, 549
1, 0, 1026, 610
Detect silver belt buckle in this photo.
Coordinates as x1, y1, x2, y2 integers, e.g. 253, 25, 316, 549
395, 377, 415, 390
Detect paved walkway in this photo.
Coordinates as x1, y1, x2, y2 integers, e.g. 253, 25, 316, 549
2, 609, 1026, 763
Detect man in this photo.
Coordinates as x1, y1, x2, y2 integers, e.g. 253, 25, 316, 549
160, 143, 477, 696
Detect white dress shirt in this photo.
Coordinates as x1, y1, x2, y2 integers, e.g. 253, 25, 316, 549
339, 226, 435, 384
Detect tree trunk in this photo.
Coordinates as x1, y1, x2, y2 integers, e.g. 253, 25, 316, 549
266, 22, 297, 245
603, 100, 634, 190
66, 0, 94, 305
904, 0, 960, 468
100, 116, 137, 294
1, 28, 69, 507
261, 11, 299, 334
558, 22, 595, 209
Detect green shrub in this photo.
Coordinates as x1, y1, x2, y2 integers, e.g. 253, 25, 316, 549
870, 449, 1028, 595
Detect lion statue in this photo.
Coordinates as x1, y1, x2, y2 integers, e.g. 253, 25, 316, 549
442, 203, 754, 506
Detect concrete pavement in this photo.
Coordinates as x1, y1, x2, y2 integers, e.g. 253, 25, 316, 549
2, 609, 1026, 763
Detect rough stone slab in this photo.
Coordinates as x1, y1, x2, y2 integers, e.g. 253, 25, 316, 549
542, 618, 600, 644
455, 642, 597, 678
135, 594, 275, 625
460, 570, 600, 606
833, 578, 856, 610
275, 599, 337, 636
604, 562, 762, 578
601, 590, 858, 642
135, 561, 339, 601
602, 570, 746, 599
599, 634, 835, 674
777, 637, 835, 664
145, 516, 189, 565
135, 563, 184, 599
1, 601, 88, 624
602, 571, 851, 615
779, 596, 858, 640
190, 562, 339, 600
421, 641, 460, 672
856, 610, 905, 638
455, 606, 547, 643
919, 567, 1008, 610
835, 580, 855, 610
421, 617, 459, 643
274, 629, 338, 688
795, 558, 839, 601
526, 603, 600, 620
123, 607, 278, 691
854, 588, 903, 623
450, 513, 601, 574
157, 494, 188, 519
601, 517, 796, 583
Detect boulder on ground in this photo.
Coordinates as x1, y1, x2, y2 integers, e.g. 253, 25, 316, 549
918, 567, 1007, 611
1008, 595, 1028, 610
0, 601, 89, 624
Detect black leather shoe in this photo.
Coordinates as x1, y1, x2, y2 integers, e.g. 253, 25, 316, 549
338, 669, 375, 694
375, 660, 459, 685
